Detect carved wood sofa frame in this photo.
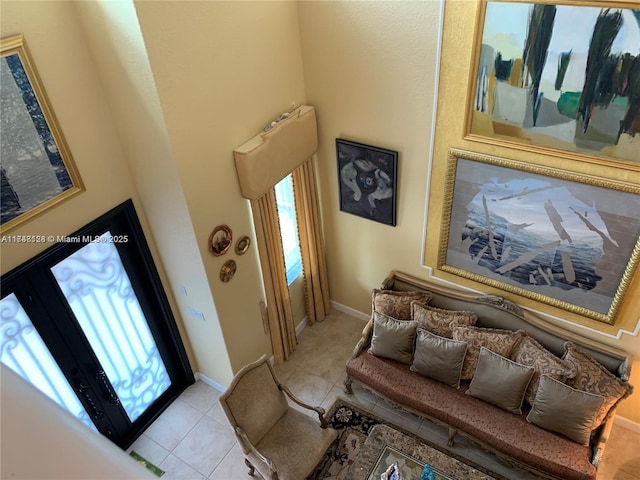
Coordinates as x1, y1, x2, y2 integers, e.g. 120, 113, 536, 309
344, 271, 633, 479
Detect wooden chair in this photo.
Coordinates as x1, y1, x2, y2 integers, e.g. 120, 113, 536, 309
219, 355, 338, 480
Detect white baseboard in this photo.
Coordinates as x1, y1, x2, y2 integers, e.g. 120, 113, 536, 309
296, 316, 308, 336
614, 415, 640, 434
331, 300, 369, 322
195, 372, 226, 393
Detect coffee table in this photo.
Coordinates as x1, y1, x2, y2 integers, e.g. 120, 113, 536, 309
349, 424, 497, 480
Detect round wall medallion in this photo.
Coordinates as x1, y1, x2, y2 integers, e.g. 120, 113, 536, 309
209, 225, 232, 256
220, 259, 237, 283
235, 235, 251, 255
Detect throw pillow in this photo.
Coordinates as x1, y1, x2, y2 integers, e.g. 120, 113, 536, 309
563, 342, 633, 427
527, 375, 605, 445
466, 347, 534, 414
411, 302, 477, 338
368, 311, 418, 364
410, 328, 467, 388
372, 289, 432, 321
510, 336, 576, 405
452, 324, 525, 379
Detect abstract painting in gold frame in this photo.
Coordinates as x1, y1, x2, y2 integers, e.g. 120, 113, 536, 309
1, 35, 83, 233
465, 1, 640, 169
438, 148, 640, 324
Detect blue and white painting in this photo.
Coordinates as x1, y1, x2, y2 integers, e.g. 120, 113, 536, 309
444, 157, 640, 319
470, 2, 640, 164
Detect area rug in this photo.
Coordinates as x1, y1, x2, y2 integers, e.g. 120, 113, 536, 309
307, 398, 507, 480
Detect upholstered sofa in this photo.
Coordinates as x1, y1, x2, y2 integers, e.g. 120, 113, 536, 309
344, 271, 633, 480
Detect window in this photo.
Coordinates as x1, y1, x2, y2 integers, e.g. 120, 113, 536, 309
275, 174, 302, 285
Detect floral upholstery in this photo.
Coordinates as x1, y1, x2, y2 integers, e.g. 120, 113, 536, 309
372, 289, 432, 320
563, 342, 634, 427
452, 324, 525, 380
411, 302, 477, 338
346, 352, 597, 480
511, 335, 576, 405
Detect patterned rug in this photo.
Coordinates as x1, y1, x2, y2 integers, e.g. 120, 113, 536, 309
307, 398, 507, 480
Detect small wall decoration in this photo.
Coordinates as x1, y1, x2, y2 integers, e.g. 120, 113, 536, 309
235, 235, 251, 255
209, 224, 232, 256
438, 148, 640, 324
1, 35, 84, 232
220, 260, 237, 283
466, 1, 640, 168
336, 138, 398, 226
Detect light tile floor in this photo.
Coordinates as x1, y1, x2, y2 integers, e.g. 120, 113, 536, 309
129, 309, 640, 480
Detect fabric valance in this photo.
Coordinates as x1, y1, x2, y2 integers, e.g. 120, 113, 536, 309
233, 105, 318, 200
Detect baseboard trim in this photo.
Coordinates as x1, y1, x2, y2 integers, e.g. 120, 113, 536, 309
194, 372, 226, 393
296, 316, 308, 336
614, 415, 640, 433
331, 300, 369, 322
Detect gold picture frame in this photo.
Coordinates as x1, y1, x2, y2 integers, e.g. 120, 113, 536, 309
1, 35, 84, 232
209, 224, 232, 256
438, 148, 640, 324
464, 0, 640, 170
235, 235, 251, 255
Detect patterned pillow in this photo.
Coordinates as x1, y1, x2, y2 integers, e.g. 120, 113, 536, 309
411, 302, 477, 338
372, 289, 432, 320
563, 342, 633, 427
510, 336, 576, 405
452, 324, 525, 380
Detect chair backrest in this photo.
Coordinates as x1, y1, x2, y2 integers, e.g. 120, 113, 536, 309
219, 355, 289, 446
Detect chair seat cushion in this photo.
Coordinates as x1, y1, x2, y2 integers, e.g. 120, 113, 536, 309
253, 408, 338, 480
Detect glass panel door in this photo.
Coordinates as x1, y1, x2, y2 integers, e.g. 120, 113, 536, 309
51, 232, 170, 422
1, 200, 193, 448
0, 293, 96, 430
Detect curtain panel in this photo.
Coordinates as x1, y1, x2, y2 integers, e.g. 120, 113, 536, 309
293, 158, 331, 325
250, 191, 297, 363
233, 105, 329, 363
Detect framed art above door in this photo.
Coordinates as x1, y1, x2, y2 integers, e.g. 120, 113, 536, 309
1, 35, 84, 232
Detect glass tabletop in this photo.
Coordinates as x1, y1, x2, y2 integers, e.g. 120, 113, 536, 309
368, 445, 454, 480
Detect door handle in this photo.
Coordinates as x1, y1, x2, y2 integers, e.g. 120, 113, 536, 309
78, 383, 104, 419
96, 370, 120, 406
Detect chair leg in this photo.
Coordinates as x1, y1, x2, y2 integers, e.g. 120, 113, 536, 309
244, 458, 255, 476
344, 375, 353, 394
447, 427, 457, 447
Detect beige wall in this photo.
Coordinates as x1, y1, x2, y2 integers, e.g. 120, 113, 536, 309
73, 0, 233, 386
1, 0, 307, 383
131, 0, 307, 373
425, 0, 640, 424
0, 1, 142, 273
299, 0, 640, 425
2, 0, 638, 429
298, 0, 443, 307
